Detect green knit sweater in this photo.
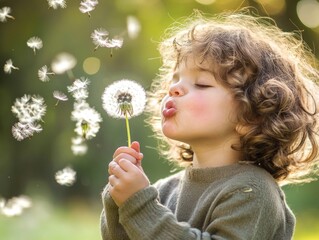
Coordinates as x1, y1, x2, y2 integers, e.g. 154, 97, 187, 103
100, 163, 295, 240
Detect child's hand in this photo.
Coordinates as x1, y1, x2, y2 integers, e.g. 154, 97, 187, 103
109, 141, 144, 174
108, 141, 149, 206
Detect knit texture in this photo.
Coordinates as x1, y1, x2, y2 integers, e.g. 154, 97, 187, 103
101, 163, 295, 240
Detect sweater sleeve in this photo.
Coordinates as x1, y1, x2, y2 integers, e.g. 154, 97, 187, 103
100, 184, 130, 240
118, 186, 212, 240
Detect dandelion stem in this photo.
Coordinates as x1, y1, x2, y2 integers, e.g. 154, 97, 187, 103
125, 111, 131, 147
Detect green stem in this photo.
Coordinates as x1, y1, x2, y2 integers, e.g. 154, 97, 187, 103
125, 112, 131, 147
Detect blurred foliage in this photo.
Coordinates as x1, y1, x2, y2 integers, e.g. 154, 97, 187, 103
1, 0, 319, 239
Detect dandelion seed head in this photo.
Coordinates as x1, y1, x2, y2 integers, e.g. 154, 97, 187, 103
127, 16, 141, 39
51, 52, 77, 74
4, 59, 19, 74
0, 6, 14, 22
55, 167, 76, 186
27, 36, 43, 53
102, 79, 146, 119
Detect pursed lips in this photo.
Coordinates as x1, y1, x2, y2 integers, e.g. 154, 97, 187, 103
162, 99, 177, 118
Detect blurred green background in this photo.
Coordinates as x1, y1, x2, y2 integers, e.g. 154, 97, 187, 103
0, 0, 319, 239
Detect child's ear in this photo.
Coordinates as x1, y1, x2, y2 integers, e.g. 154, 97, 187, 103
235, 124, 251, 135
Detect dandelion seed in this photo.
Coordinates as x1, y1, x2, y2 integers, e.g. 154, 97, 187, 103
105, 38, 123, 49
55, 167, 76, 186
102, 79, 146, 146
12, 94, 46, 123
71, 101, 102, 140
127, 16, 141, 39
91, 28, 123, 56
0, 6, 15, 22
27, 36, 43, 54
0, 195, 32, 217
11, 94, 46, 141
79, 0, 98, 17
91, 28, 109, 51
47, 0, 67, 9
67, 78, 90, 101
51, 52, 77, 75
71, 136, 88, 155
53, 90, 68, 105
4, 59, 19, 74
38, 65, 55, 82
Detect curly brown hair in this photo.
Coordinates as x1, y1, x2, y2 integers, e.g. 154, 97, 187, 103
146, 10, 319, 185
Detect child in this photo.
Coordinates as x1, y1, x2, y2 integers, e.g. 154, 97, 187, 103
101, 10, 319, 239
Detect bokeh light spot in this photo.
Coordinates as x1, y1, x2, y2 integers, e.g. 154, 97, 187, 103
83, 57, 100, 75
256, 0, 286, 15
297, 0, 319, 29
195, 0, 216, 5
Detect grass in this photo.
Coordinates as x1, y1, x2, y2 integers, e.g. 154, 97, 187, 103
1, 196, 319, 239
0, 197, 101, 240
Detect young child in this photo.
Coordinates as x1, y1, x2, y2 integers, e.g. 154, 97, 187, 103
101, 10, 319, 239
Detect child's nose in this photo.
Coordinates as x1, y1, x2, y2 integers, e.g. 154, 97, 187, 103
169, 82, 184, 97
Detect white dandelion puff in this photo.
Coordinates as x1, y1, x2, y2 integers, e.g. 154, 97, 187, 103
0, 195, 32, 217
127, 16, 141, 39
102, 79, 146, 119
71, 101, 102, 140
53, 90, 68, 105
47, 0, 67, 9
51, 52, 77, 75
27, 36, 43, 54
79, 0, 98, 17
38, 65, 55, 82
4, 59, 19, 74
0, 6, 15, 22
102, 79, 146, 146
55, 167, 76, 186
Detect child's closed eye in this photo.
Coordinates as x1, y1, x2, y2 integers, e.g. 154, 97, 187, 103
195, 83, 212, 88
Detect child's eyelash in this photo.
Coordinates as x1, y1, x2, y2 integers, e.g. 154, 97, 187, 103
195, 84, 212, 88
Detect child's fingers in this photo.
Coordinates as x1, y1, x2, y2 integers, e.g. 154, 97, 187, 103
131, 141, 140, 153
108, 174, 118, 188
113, 153, 138, 165
109, 161, 126, 178
113, 146, 143, 160
118, 159, 138, 173
131, 141, 144, 161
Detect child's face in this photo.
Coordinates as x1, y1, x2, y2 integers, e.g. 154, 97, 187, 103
161, 56, 240, 148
